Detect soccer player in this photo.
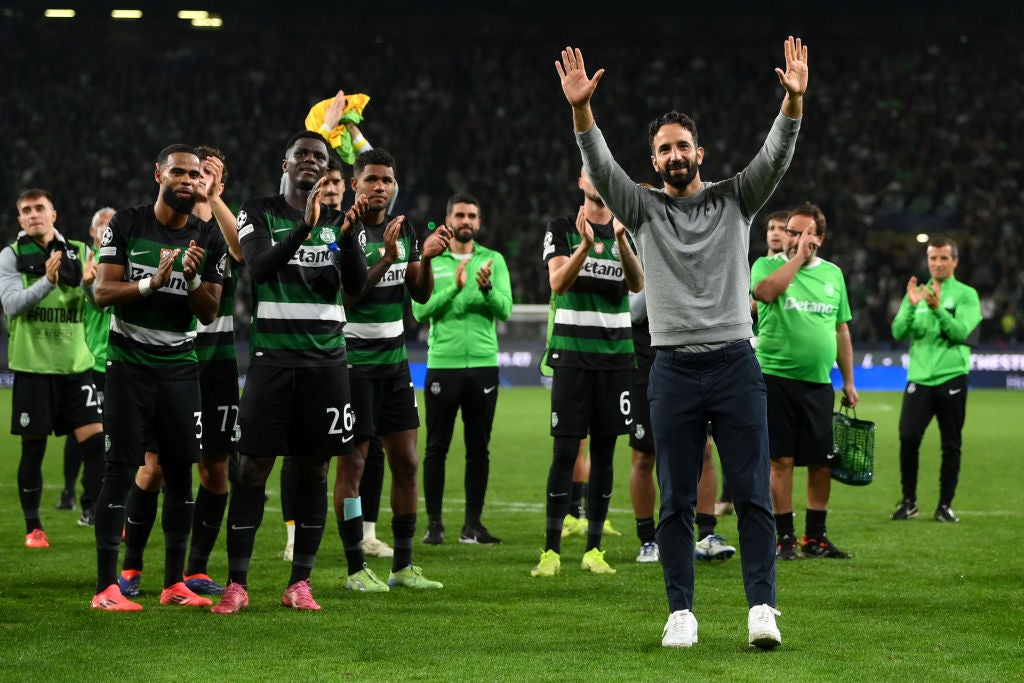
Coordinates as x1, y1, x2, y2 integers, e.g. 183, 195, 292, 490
90, 145, 226, 611
412, 192, 513, 545
752, 203, 858, 560
211, 131, 368, 614
555, 36, 807, 648
334, 148, 451, 592
530, 169, 644, 579
58, 206, 115, 525
890, 237, 981, 523
115, 146, 242, 599
1, 189, 105, 549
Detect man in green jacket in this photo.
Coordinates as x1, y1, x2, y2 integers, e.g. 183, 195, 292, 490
890, 237, 981, 523
412, 193, 512, 544
1, 189, 104, 549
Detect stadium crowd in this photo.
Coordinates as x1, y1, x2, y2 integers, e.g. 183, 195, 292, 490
1, 9, 1020, 346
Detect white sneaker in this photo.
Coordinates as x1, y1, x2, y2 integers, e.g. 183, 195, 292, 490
636, 541, 660, 563
748, 604, 781, 649
361, 536, 395, 558
281, 543, 293, 562
662, 609, 698, 647
695, 534, 736, 561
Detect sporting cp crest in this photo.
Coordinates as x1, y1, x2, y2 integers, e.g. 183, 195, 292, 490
429, 382, 441, 396
551, 411, 559, 428
19, 412, 30, 428
319, 227, 337, 245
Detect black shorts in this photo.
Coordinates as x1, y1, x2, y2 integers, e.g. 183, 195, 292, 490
628, 380, 655, 452
11, 371, 103, 436
103, 362, 202, 466
550, 366, 632, 437
349, 365, 420, 438
200, 375, 241, 455
764, 373, 835, 466
237, 364, 354, 459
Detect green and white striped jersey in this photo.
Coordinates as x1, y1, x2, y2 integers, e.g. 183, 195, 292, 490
98, 204, 226, 378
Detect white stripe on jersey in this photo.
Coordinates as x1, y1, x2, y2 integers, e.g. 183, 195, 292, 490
196, 314, 234, 335
110, 316, 197, 347
344, 320, 405, 340
256, 301, 347, 323
554, 308, 631, 329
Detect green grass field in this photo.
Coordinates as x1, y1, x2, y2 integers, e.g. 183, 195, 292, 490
1, 387, 1021, 682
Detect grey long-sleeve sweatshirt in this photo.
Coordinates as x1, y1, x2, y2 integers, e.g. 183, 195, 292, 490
577, 112, 800, 348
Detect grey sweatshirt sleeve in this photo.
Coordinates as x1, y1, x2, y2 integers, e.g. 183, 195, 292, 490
732, 112, 801, 219
576, 125, 646, 235
0, 246, 55, 317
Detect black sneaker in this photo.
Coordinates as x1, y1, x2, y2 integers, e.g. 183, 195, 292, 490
77, 508, 95, 527
890, 499, 918, 520
934, 505, 960, 523
776, 533, 798, 561
422, 520, 445, 545
801, 534, 851, 559
57, 490, 76, 511
459, 524, 502, 545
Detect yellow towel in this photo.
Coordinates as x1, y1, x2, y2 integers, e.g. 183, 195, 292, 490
305, 93, 371, 163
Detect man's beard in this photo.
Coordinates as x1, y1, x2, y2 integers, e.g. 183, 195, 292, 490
454, 227, 475, 244
659, 159, 698, 190
162, 185, 197, 214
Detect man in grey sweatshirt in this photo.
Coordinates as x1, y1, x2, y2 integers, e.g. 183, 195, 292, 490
555, 36, 808, 650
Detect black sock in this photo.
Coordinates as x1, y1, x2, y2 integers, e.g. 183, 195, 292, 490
94, 462, 135, 593
775, 511, 795, 538
339, 512, 364, 576
636, 517, 656, 544
186, 486, 228, 576
63, 437, 83, 495
161, 467, 193, 589
79, 433, 104, 513
123, 484, 159, 573
290, 473, 328, 585
391, 514, 416, 572
805, 508, 827, 539
695, 513, 717, 541
18, 438, 47, 533
224, 483, 267, 586
568, 481, 585, 518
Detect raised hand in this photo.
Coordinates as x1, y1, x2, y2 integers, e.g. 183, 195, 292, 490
573, 206, 594, 250
422, 224, 452, 260
382, 216, 404, 262
201, 156, 225, 200
304, 177, 325, 228
151, 248, 180, 290
923, 280, 942, 310
45, 250, 62, 284
323, 89, 346, 130
83, 250, 98, 286
341, 193, 369, 236
455, 258, 467, 288
555, 46, 604, 108
794, 225, 821, 263
775, 35, 808, 97
906, 276, 923, 305
182, 239, 205, 281
475, 258, 494, 289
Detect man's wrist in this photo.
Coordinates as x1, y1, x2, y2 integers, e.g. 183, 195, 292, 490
186, 275, 202, 291
479, 282, 493, 295
138, 277, 153, 297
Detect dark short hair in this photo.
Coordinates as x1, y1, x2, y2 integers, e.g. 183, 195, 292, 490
353, 148, 396, 177
326, 156, 343, 173
195, 144, 228, 183
446, 192, 480, 216
284, 130, 328, 156
929, 236, 958, 258
157, 144, 197, 166
765, 209, 791, 227
787, 202, 828, 238
17, 188, 55, 209
648, 111, 699, 153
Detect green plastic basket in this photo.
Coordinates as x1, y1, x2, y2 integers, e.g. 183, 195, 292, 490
831, 407, 875, 486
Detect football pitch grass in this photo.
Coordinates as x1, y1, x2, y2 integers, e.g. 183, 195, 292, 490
0, 387, 1021, 681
